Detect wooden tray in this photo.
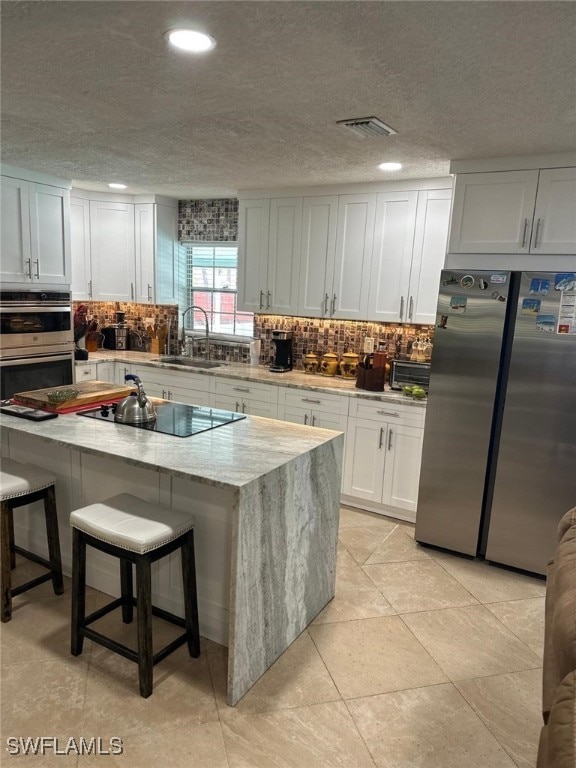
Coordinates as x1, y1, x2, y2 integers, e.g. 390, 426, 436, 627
13, 380, 136, 413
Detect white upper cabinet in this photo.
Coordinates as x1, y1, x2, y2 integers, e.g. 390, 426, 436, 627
239, 180, 452, 322
267, 198, 302, 315
89, 201, 135, 302
449, 167, 576, 255
237, 199, 270, 312
331, 194, 376, 319
409, 189, 452, 324
1, 177, 31, 282
238, 197, 302, 314
531, 168, 576, 254
367, 191, 419, 323
367, 188, 450, 324
1, 175, 71, 286
134, 203, 155, 303
28, 184, 70, 284
70, 197, 92, 299
297, 196, 338, 317
71, 195, 181, 305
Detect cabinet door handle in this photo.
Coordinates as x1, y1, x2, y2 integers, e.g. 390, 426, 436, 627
130, 283, 134, 301
242, 402, 246, 413
233, 386, 250, 393
533, 218, 542, 249
378, 427, 384, 449
388, 429, 393, 451
147, 284, 152, 302
408, 296, 414, 322
25, 259, 32, 278
34, 259, 40, 279
235, 401, 240, 412
259, 290, 264, 310
304, 413, 308, 425
88, 280, 92, 298
168, 390, 172, 400
302, 397, 321, 404
324, 293, 330, 314
331, 294, 337, 315
267, 291, 272, 309
312, 415, 316, 426
377, 410, 400, 417
521, 218, 529, 248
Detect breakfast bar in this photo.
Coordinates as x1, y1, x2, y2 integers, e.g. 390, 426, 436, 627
0, 410, 343, 705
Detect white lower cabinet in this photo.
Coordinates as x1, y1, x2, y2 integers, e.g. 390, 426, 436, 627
74, 363, 98, 383
139, 368, 211, 407
277, 387, 348, 431
342, 400, 425, 521
96, 362, 115, 383
210, 379, 278, 418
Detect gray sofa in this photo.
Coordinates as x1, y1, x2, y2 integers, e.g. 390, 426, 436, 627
538, 506, 576, 768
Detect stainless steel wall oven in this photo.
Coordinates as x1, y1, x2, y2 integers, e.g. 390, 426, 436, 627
0, 290, 74, 399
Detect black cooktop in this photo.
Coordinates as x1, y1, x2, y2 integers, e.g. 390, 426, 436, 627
78, 402, 246, 437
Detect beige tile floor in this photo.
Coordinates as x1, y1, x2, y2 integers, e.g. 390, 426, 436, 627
1, 506, 546, 767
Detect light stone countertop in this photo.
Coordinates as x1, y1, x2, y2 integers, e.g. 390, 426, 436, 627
0, 408, 342, 491
80, 350, 427, 408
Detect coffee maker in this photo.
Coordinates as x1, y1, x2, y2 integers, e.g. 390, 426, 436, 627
102, 311, 129, 350
269, 330, 293, 372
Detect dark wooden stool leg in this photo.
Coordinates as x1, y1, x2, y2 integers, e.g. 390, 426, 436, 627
181, 530, 200, 658
136, 556, 153, 698
44, 486, 64, 595
71, 529, 86, 656
7, 508, 16, 570
120, 558, 133, 623
1, 502, 13, 622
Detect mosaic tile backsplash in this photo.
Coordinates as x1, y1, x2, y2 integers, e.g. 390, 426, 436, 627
254, 315, 435, 369
178, 199, 238, 241
73, 301, 179, 354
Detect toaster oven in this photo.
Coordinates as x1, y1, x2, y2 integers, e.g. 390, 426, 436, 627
390, 359, 431, 391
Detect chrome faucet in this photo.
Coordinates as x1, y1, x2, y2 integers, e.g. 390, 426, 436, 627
180, 306, 210, 359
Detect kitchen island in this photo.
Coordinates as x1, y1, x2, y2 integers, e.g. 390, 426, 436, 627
0, 409, 343, 706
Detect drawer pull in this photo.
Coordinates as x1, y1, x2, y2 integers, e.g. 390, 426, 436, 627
301, 397, 321, 404
377, 410, 400, 417
233, 386, 250, 393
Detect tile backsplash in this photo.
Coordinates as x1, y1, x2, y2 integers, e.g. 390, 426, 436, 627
178, 199, 238, 241
254, 315, 435, 369
73, 301, 179, 354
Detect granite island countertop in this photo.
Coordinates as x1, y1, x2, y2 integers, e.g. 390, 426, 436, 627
0, 408, 342, 491
81, 351, 427, 408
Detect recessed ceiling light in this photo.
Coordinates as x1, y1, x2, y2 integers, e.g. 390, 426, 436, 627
166, 29, 216, 53
108, 183, 127, 190
378, 162, 402, 172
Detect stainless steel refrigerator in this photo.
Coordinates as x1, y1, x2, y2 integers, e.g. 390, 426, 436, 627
415, 269, 576, 575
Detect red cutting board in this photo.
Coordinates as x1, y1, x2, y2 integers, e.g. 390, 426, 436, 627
12, 381, 136, 413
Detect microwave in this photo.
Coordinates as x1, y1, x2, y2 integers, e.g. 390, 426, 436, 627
390, 359, 431, 391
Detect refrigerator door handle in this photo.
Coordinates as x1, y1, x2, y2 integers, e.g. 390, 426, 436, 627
521, 218, 529, 249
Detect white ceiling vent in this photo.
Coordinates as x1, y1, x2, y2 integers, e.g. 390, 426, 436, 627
337, 116, 398, 139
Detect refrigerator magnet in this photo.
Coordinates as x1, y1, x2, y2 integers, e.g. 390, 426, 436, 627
536, 314, 556, 333
449, 296, 467, 313
529, 278, 550, 295
554, 273, 576, 292
521, 298, 541, 315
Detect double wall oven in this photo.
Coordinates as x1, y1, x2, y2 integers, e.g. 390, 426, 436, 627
0, 290, 74, 400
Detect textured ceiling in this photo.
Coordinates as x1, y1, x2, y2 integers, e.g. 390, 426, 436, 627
2, 1, 575, 198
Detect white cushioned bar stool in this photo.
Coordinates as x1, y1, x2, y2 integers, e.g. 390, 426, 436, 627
1, 458, 64, 622
70, 493, 200, 698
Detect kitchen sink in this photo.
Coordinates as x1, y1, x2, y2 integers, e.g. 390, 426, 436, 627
153, 356, 222, 369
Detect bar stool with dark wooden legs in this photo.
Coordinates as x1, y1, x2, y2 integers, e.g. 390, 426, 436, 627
70, 493, 200, 698
1, 458, 64, 622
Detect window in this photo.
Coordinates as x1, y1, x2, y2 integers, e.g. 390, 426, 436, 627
185, 244, 254, 336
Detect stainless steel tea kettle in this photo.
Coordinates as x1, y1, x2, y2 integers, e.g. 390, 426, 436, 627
114, 374, 157, 425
